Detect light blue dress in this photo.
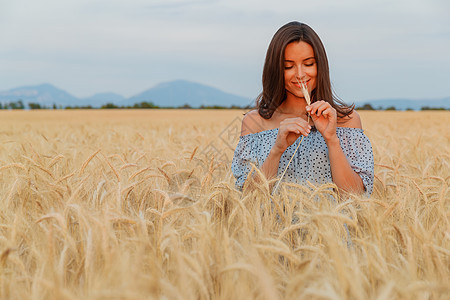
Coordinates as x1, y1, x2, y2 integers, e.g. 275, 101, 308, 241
231, 127, 374, 195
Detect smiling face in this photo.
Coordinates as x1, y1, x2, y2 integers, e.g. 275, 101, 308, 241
284, 41, 317, 101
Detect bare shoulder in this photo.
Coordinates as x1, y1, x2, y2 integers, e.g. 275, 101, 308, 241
240, 110, 268, 136
338, 110, 362, 129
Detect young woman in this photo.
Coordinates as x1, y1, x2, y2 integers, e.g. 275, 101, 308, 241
232, 21, 374, 195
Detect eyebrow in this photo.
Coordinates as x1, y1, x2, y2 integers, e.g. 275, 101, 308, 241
284, 57, 316, 62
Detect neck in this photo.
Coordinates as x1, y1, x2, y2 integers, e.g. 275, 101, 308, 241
277, 94, 308, 116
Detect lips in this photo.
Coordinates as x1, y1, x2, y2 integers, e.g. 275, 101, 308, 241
293, 79, 310, 88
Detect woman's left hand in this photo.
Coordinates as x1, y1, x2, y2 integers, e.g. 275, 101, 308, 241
306, 100, 338, 143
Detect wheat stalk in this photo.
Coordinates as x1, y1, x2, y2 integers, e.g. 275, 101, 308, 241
2, 109, 448, 299
272, 78, 311, 194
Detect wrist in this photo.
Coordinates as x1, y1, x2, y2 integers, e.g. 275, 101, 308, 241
270, 146, 285, 157
325, 135, 340, 147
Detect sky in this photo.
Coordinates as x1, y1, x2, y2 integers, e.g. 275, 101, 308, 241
0, 0, 449, 103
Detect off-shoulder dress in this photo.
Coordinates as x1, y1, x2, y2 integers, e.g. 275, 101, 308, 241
231, 127, 374, 195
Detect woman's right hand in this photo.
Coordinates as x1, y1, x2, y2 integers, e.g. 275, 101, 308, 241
272, 117, 311, 154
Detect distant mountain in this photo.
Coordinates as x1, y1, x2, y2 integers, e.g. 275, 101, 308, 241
0, 84, 127, 108
0, 81, 251, 108
1, 81, 449, 110
124, 80, 251, 107
0, 83, 79, 107
355, 98, 450, 110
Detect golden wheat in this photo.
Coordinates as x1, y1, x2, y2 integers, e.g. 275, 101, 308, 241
0, 109, 448, 299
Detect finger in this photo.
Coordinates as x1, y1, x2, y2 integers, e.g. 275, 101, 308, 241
295, 122, 312, 134
294, 118, 312, 129
321, 107, 336, 118
313, 102, 332, 116
306, 100, 326, 115
316, 104, 331, 117
287, 123, 311, 136
281, 118, 312, 130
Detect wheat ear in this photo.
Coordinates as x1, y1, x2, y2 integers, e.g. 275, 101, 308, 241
272, 78, 311, 195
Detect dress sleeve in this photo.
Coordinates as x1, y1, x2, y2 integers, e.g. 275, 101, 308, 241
231, 134, 261, 190
338, 129, 375, 196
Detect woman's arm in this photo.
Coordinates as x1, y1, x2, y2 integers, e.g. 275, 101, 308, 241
307, 102, 365, 194
259, 147, 284, 180
240, 111, 311, 182
326, 137, 365, 194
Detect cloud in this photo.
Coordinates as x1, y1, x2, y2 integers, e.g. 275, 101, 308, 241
0, 0, 449, 100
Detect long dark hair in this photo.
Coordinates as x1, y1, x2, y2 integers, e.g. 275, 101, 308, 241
256, 21, 353, 119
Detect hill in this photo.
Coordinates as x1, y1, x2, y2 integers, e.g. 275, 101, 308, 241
0, 83, 79, 107
0, 81, 448, 110
0, 81, 252, 108
124, 80, 251, 107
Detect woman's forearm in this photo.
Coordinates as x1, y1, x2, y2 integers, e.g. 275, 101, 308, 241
326, 137, 365, 194
259, 148, 283, 180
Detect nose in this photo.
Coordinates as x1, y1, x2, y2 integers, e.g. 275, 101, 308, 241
296, 65, 306, 81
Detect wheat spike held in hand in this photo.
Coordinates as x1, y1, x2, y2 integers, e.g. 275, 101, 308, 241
272, 78, 311, 194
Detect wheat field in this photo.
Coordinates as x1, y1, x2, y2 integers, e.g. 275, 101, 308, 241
0, 110, 448, 299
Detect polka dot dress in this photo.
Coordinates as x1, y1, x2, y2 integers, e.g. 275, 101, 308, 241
231, 127, 374, 195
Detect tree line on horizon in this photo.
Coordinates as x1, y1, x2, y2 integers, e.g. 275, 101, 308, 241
0, 100, 448, 111
0, 100, 250, 110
